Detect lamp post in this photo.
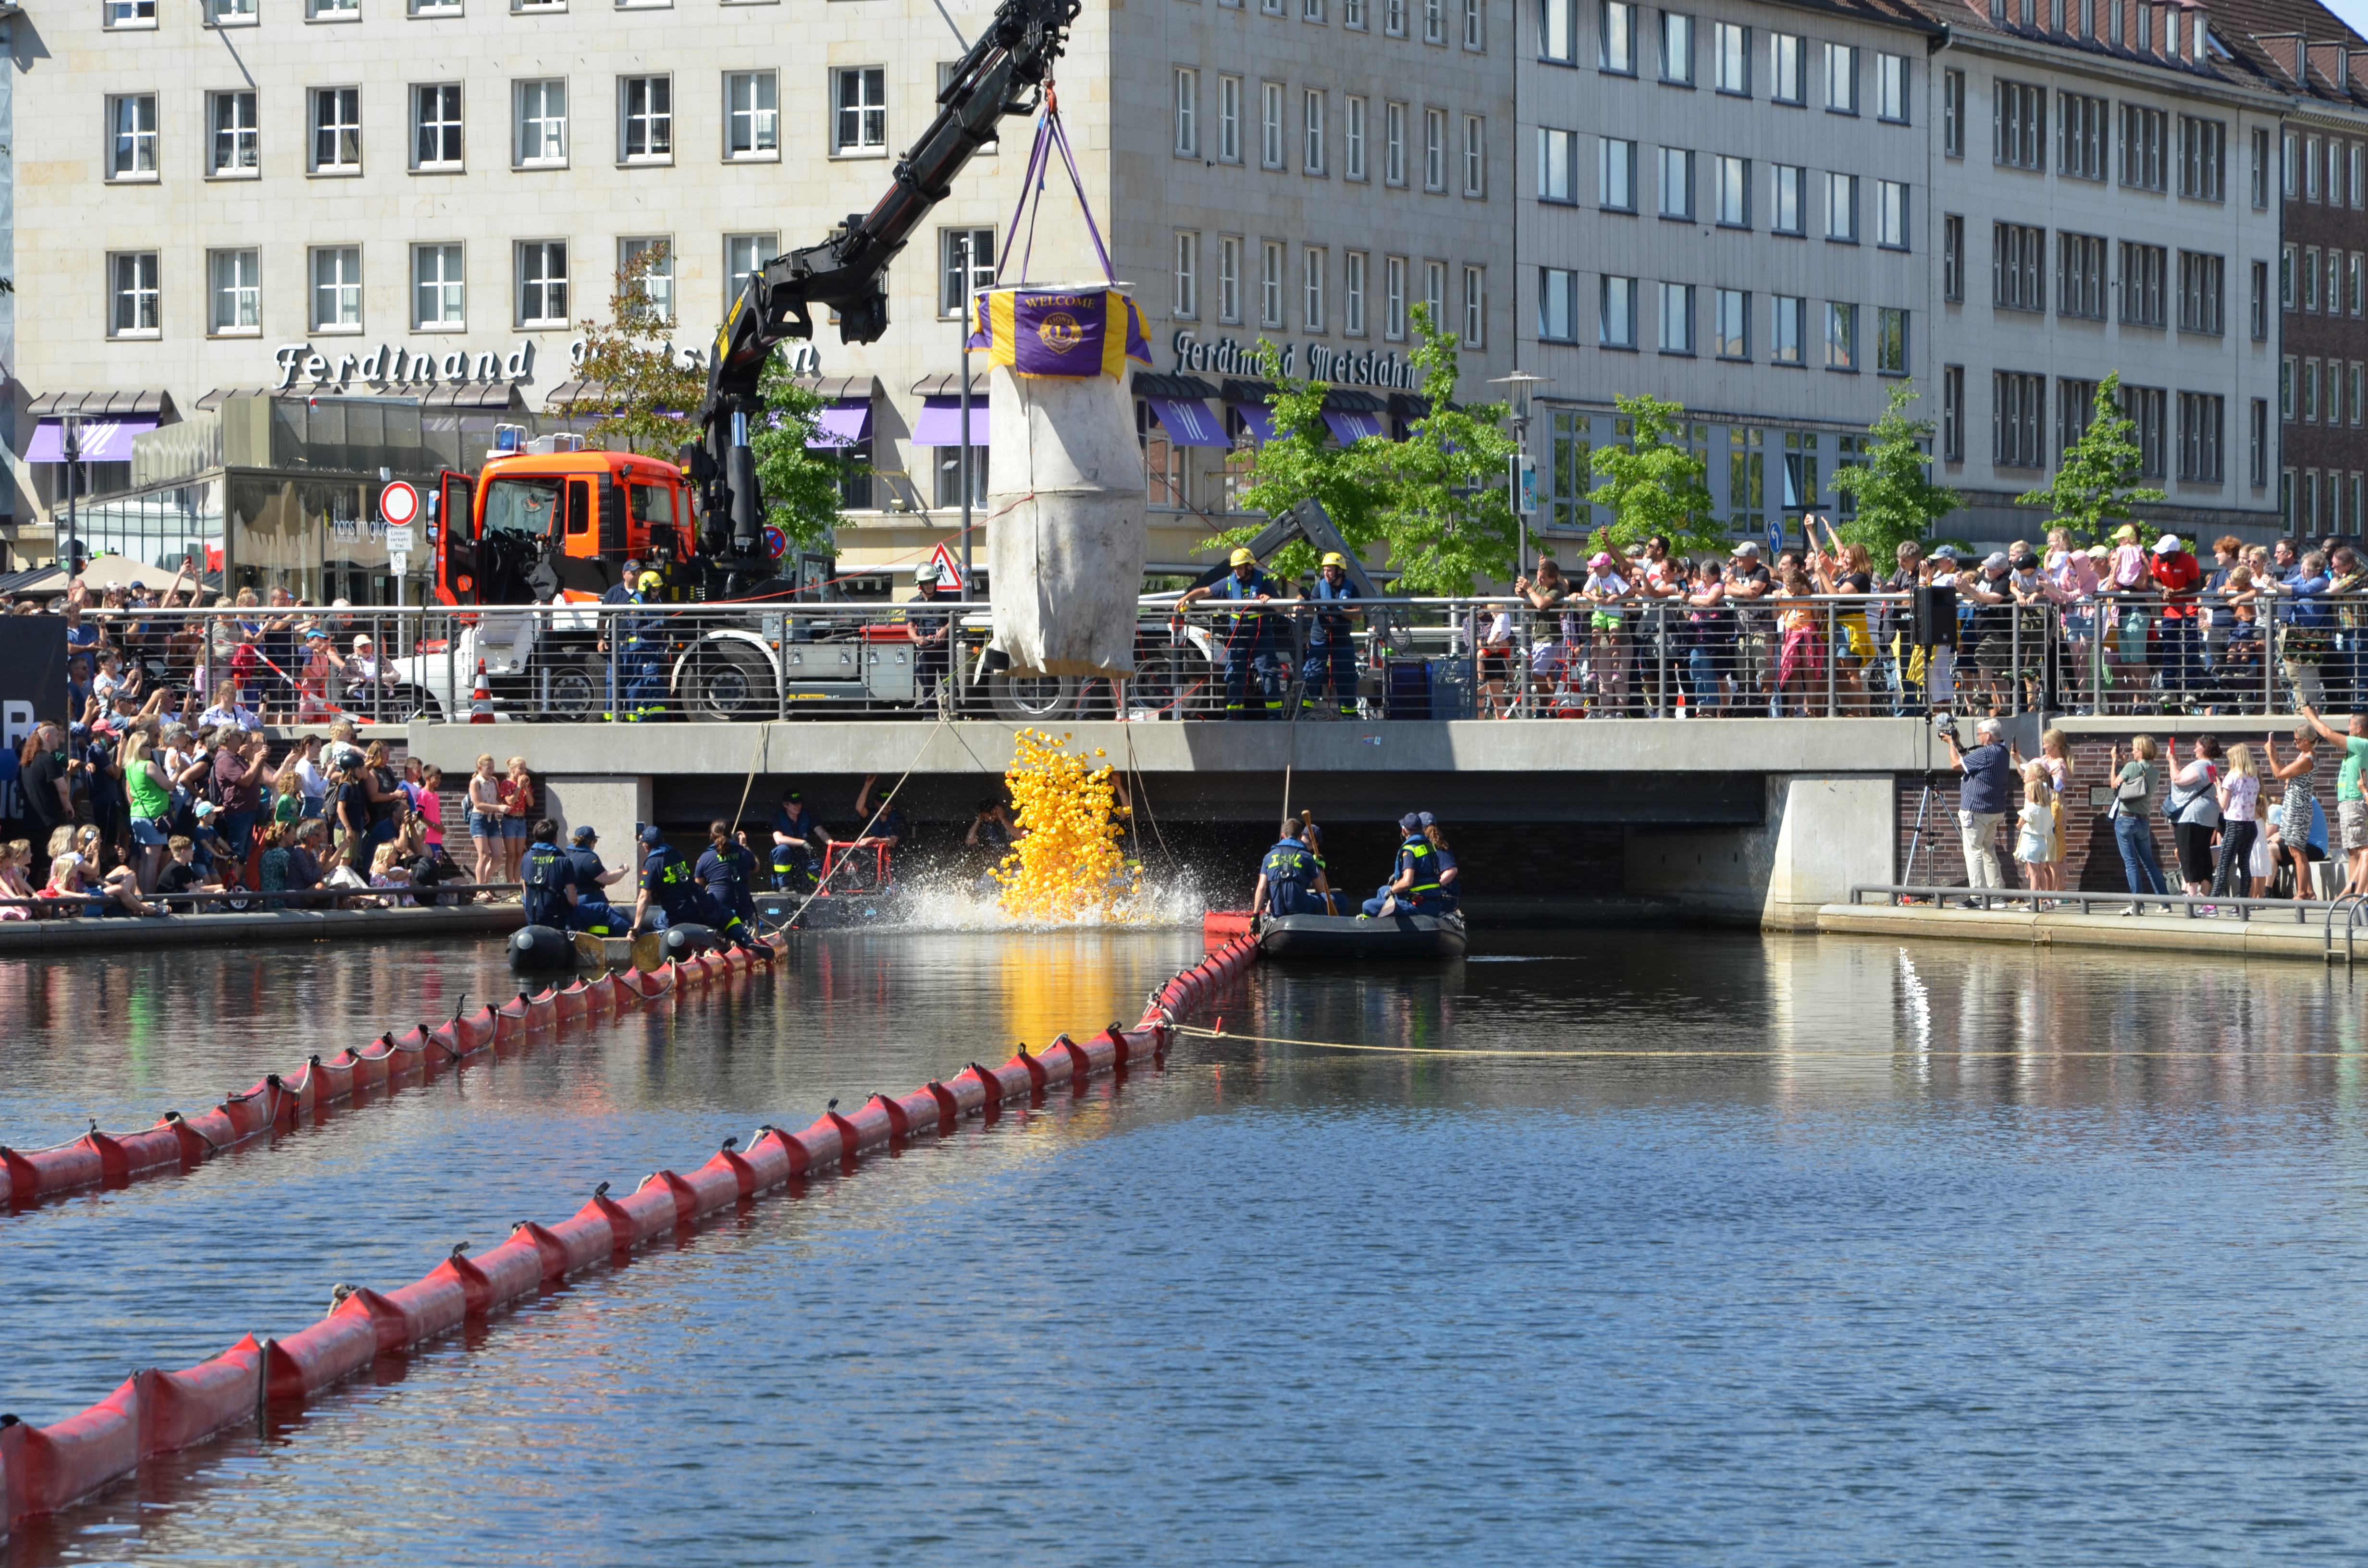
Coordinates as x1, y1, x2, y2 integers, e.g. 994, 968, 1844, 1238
1488, 369, 1550, 581
61, 414, 82, 583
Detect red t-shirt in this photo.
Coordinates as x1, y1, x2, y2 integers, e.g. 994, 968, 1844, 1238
2150, 551, 2203, 617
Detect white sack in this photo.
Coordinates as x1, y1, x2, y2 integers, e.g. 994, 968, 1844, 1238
986, 364, 1147, 677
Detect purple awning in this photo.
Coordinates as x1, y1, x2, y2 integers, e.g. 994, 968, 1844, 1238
1323, 410, 1387, 445
912, 396, 990, 447
807, 399, 874, 450
26, 416, 159, 463
1147, 396, 1229, 448
1230, 403, 1276, 445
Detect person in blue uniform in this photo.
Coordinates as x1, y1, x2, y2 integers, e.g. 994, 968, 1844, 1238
1361, 812, 1444, 917
770, 789, 827, 891
563, 823, 627, 934
519, 818, 576, 929
693, 819, 758, 943
1180, 548, 1284, 718
631, 824, 703, 933
1301, 553, 1362, 717
619, 571, 669, 719
1419, 811, 1459, 914
1250, 818, 1332, 916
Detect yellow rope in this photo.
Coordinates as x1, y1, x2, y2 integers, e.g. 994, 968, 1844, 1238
1172, 1025, 2368, 1062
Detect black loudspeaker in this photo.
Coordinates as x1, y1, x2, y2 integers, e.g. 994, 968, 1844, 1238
1911, 584, 1959, 649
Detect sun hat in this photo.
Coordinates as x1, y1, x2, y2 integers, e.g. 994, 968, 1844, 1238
2153, 534, 2182, 555
1588, 551, 1615, 571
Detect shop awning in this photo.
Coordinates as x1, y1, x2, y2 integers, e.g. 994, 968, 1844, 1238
1322, 410, 1387, 444
26, 416, 158, 462
1230, 403, 1277, 445
28, 390, 169, 418
796, 374, 884, 402
1147, 396, 1228, 448
1134, 371, 1221, 399
912, 396, 989, 447
911, 371, 988, 399
808, 399, 874, 449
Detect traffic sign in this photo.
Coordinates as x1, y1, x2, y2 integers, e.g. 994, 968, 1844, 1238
384, 525, 415, 555
379, 479, 421, 528
387, 551, 410, 576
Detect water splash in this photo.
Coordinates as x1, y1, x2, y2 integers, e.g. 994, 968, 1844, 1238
854, 865, 1210, 933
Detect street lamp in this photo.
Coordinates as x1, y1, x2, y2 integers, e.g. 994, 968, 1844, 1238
60, 413, 82, 583
1488, 369, 1551, 582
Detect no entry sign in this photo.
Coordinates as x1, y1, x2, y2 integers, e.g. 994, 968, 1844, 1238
380, 480, 420, 528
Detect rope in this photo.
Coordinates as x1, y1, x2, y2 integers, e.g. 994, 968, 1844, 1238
729, 722, 769, 835
782, 712, 950, 928
1173, 1023, 2368, 1062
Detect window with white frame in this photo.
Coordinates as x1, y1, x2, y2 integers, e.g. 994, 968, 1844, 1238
1714, 287, 1747, 357
1601, 0, 1634, 72
618, 236, 673, 321
407, 0, 457, 16
1305, 246, 1326, 330
1943, 68, 1963, 155
1384, 103, 1406, 184
1602, 137, 1636, 210
1994, 371, 2045, 467
1305, 90, 1326, 174
310, 245, 362, 331
414, 243, 465, 328
725, 72, 778, 159
1658, 281, 1692, 353
834, 68, 886, 152
514, 80, 566, 166
1345, 251, 1367, 334
517, 241, 568, 326
1261, 240, 1285, 326
1541, 0, 1575, 61
1771, 163, 1803, 234
1658, 147, 1692, 218
1346, 0, 1365, 26
1384, 255, 1408, 338
1462, 0, 1481, 47
1385, 0, 1404, 34
1345, 98, 1367, 179
1714, 22, 1747, 93
1218, 77, 1242, 163
1175, 69, 1198, 155
1994, 223, 2045, 311
1539, 129, 1577, 202
2059, 232, 2105, 318
1875, 179, 1906, 247
1824, 301, 1856, 369
308, 0, 358, 20
209, 90, 259, 176
1715, 154, 1748, 226
209, 0, 258, 24
1424, 108, 1446, 189
2060, 91, 2105, 180
725, 233, 776, 314
209, 248, 260, 335
1261, 82, 1285, 168
1661, 11, 1692, 84
1462, 115, 1484, 195
618, 76, 671, 162
1824, 44, 1856, 113
107, 94, 158, 180
105, 0, 157, 27
1771, 294, 1804, 364
2178, 392, 2223, 482
2120, 103, 2164, 189
1539, 267, 1578, 341
1304, 0, 1323, 21
2179, 115, 2224, 201
1600, 274, 1636, 347
1423, 0, 1443, 43
1876, 52, 1906, 121
1425, 259, 1446, 326
2178, 250, 2224, 335
108, 252, 160, 335
311, 87, 362, 172
941, 227, 992, 316
1176, 231, 1200, 318
1219, 235, 1243, 322
412, 84, 462, 170
1769, 32, 1803, 103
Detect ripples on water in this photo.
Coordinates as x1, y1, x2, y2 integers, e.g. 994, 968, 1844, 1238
4, 930, 2368, 1566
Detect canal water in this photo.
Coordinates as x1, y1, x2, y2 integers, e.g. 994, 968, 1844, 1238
5, 929, 2368, 1565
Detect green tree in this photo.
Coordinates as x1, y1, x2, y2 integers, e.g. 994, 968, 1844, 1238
2016, 371, 2164, 543
748, 353, 846, 549
1584, 393, 1718, 554
567, 242, 706, 457
1826, 382, 1960, 557
1196, 340, 1384, 580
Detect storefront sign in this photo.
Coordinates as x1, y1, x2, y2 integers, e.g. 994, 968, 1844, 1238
269, 337, 823, 392
1169, 331, 1419, 391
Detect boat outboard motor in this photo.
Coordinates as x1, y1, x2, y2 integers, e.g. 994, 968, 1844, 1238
662, 923, 717, 960
510, 924, 577, 971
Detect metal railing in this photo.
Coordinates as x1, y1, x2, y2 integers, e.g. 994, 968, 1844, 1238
27, 591, 2368, 726
1850, 882, 2341, 922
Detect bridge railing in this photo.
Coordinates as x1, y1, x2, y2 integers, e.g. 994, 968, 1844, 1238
35, 590, 2368, 726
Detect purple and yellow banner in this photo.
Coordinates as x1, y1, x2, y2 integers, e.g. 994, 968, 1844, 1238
967, 288, 1152, 380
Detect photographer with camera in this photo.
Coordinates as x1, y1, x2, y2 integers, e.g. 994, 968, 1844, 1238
1939, 715, 2016, 902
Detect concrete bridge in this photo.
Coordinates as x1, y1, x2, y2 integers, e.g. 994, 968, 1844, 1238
408, 716, 1970, 928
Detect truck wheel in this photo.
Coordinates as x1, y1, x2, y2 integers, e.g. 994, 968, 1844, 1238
689, 644, 773, 720
987, 671, 1081, 722
546, 663, 600, 722
383, 684, 436, 722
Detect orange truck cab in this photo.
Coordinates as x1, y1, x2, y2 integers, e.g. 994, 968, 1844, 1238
433, 448, 699, 607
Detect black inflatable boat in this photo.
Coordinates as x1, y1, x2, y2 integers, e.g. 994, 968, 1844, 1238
1254, 909, 1468, 960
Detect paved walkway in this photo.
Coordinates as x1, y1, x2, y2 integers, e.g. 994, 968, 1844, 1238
1818, 901, 2353, 964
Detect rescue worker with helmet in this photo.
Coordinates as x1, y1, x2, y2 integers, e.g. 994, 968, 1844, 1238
694, 819, 759, 945
564, 822, 628, 934
1179, 548, 1284, 719
519, 818, 577, 929
620, 570, 668, 720
770, 788, 827, 891
1301, 553, 1362, 717
1250, 817, 1332, 917
1361, 812, 1444, 918
631, 823, 704, 933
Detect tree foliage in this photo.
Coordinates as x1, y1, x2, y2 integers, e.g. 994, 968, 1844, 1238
1826, 381, 1961, 557
568, 242, 705, 457
1584, 394, 1719, 555
748, 354, 847, 550
2015, 371, 2165, 543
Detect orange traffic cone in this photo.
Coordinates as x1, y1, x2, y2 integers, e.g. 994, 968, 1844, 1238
469, 658, 495, 723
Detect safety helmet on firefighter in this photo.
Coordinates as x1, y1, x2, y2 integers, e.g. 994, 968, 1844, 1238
1320, 552, 1347, 568
1230, 548, 1256, 567
637, 571, 663, 591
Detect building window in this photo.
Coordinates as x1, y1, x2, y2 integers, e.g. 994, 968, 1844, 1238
2352, 252, 2365, 316
1943, 215, 1963, 301
1660, 11, 1693, 84
1539, 128, 1577, 201
1875, 307, 1906, 375
517, 241, 568, 327
1346, 98, 1367, 180
2120, 104, 2165, 191
2251, 126, 2270, 208
2177, 251, 2223, 335
1770, 294, 1805, 365
2305, 358, 2322, 424
409, 84, 463, 170
1823, 44, 1856, 114
2059, 378, 2098, 459
1174, 68, 1197, 155
2307, 135, 2322, 201
1714, 22, 1748, 93
2179, 116, 2223, 200
616, 77, 672, 163
307, 87, 362, 173
1771, 163, 1803, 234
209, 0, 259, 26
1218, 76, 1242, 163
2121, 384, 2165, 476
1539, 267, 1578, 342
1384, 254, 1407, 339
1993, 223, 2043, 311
618, 236, 673, 321
105, 0, 157, 27
2356, 363, 2367, 426
1262, 83, 1286, 169
1942, 68, 1963, 157
2282, 131, 2298, 198
413, 243, 465, 328
1600, 0, 1634, 72
1306, 90, 1327, 174
1424, 108, 1446, 189
1824, 301, 1856, 370
725, 72, 778, 160
1601, 138, 1637, 210
1462, 114, 1484, 194
1306, 0, 1324, 20
1424, 0, 1444, 44
1463, 0, 1482, 48
1426, 259, 1447, 329
1876, 52, 1906, 122
310, 245, 362, 331
1824, 172, 1857, 242
1942, 364, 1964, 459
1875, 180, 1907, 249
1994, 80, 2044, 169
209, 248, 260, 335
106, 94, 159, 180
942, 227, 993, 317
1463, 266, 1485, 344
2059, 233, 2105, 319
1600, 274, 1636, 347
2281, 244, 2295, 311
1218, 236, 1243, 323
209, 90, 259, 177
2060, 92, 2105, 180
1345, 251, 1367, 335
1657, 281, 1693, 354
2305, 247, 2322, 313
1658, 147, 1693, 219
2282, 356, 2295, 422
2251, 259, 2269, 340
1261, 240, 1285, 327
2119, 241, 2165, 327
2178, 392, 2223, 482
1715, 155, 1748, 227
1714, 287, 1747, 357
1993, 371, 2045, 468
108, 252, 162, 335
834, 68, 886, 152
1770, 32, 1802, 104
1384, 0, 1404, 34
2250, 398, 2268, 486
308, 0, 358, 19
1383, 102, 1406, 185
1541, 0, 1574, 58
514, 80, 567, 166
408, 0, 458, 15
724, 233, 776, 313
1346, 0, 1367, 32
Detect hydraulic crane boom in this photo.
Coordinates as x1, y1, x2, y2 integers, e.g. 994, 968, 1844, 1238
686, 0, 1082, 592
